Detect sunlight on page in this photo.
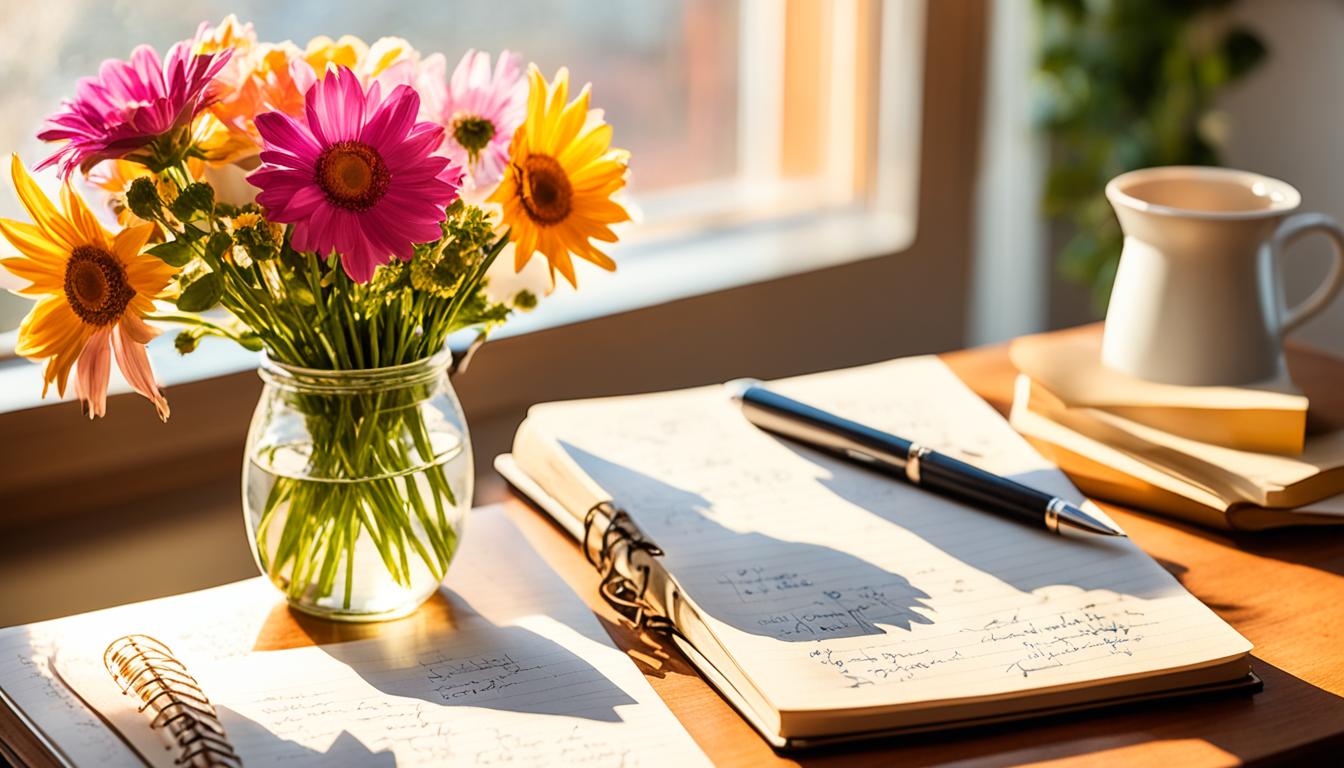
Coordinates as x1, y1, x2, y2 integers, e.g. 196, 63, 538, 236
522, 357, 1251, 715
50, 510, 709, 768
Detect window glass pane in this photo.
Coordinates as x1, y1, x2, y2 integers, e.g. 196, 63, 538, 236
2, 0, 740, 194
0, 1, 746, 333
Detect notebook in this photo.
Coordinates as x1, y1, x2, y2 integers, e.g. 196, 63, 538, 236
495, 356, 1259, 748
1011, 376, 1344, 530
1010, 329, 1309, 454
1, 507, 710, 767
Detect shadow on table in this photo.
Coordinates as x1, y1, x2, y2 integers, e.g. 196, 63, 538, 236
784, 657, 1344, 767
1119, 506, 1344, 579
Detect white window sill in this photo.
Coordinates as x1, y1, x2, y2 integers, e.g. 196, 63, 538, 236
0, 206, 913, 415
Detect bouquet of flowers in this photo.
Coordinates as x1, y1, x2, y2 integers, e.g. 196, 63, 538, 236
0, 17, 631, 618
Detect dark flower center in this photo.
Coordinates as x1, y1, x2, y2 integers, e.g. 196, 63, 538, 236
65, 245, 135, 326
518, 154, 572, 225
316, 141, 390, 210
452, 115, 496, 160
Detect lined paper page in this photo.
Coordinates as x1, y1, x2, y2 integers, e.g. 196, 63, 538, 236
53, 509, 709, 768
522, 357, 1252, 715
0, 579, 275, 768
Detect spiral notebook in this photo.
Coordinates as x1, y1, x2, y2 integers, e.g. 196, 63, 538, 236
6, 507, 709, 767
495, 355, 1260, 748
80, 635, 242, 767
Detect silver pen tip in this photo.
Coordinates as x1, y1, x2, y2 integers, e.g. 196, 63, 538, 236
1057, 503, 1127, 537
724, 378, 763, 401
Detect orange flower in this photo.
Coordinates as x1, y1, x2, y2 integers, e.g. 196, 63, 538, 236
0, 156, 173, 418
194, 17, 314, 164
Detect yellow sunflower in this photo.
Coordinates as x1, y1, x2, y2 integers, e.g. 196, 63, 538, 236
0, 156, 173, 419
304, 34, 368, 74
489, 65, 631, 288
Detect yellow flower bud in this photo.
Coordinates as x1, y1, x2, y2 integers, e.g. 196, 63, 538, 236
155, 178, 179, 205
231, 212, 262, 230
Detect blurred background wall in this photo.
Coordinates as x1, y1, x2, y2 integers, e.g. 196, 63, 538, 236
1220, 0, 1344, 354
974, 0, 1344, 354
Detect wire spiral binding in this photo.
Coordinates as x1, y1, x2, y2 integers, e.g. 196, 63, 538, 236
104, 635, 243, 768
583, 501, 676, 633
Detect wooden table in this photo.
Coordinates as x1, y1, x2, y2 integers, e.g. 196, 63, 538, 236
7, 333, 1343, 767
483, 337, 1343, 767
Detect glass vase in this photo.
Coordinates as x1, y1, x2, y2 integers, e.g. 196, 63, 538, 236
242, 350, 472, 622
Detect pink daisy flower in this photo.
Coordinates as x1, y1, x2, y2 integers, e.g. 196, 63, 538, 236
38, 41, 232, 177
422, 50, 526, 188
249, 66, 462, 283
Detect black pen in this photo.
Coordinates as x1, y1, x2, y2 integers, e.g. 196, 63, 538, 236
726, 380, 1125, 537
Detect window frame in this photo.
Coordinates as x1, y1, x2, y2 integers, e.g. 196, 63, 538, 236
0, 0, 989, 531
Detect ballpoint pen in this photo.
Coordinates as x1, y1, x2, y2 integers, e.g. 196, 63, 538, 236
727, 379, 1125, 537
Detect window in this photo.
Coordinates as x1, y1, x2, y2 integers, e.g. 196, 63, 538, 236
0, 0, 925, 402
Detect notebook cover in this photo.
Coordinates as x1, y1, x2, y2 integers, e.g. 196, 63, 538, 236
494, 452, 1263, 750
0, 683, 71, 768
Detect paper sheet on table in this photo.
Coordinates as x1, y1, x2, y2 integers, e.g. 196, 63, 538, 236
42, 508, 709, 768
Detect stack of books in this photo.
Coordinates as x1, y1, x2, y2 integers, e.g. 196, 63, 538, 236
1009, 328, 1344, 530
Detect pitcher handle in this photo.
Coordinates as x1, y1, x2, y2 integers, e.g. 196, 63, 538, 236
1270, 211, 1344, 337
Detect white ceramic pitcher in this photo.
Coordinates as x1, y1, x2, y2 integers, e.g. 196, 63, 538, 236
1102, 166, 1344, 385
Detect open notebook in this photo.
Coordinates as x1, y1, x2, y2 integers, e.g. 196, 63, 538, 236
1, 507, 709, 767
495, 356, 1258, 748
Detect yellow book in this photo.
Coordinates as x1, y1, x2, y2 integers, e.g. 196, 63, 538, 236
1010, 329, 1308, 454
1010, 376, 1344, 530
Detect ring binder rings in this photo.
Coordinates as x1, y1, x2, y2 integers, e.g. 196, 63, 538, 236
103, 635, 241, 768
583, 501, 676, 633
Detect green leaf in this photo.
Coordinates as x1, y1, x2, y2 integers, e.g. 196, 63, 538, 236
176, 273, 223, 312
203, 231, 233, 265
177, 223, 208, 242
147, 240, 193, 267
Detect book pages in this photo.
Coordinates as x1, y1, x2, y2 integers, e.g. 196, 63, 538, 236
516, 357, 1252, 721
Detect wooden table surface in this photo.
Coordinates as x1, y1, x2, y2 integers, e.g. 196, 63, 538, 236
249, 334, 1344, 767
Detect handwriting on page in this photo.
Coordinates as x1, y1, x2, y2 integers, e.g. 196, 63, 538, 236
227, 684, 638, 766
809, 602, 1159, 688
717, 567, 934, 640
419, 651, 543, 701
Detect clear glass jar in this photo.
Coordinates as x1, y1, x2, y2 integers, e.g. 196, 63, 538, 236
242, 350, 472, 622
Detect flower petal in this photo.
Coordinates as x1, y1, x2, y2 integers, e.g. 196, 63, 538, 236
10, 156, 82, 251
16, 297, 90, 398
112, 321, 169, 421
0, 219, 66, 266
111, 222, 155, 265
60, 182, 108, 248
0, 255, 63, 295
74, 327, 113, 418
